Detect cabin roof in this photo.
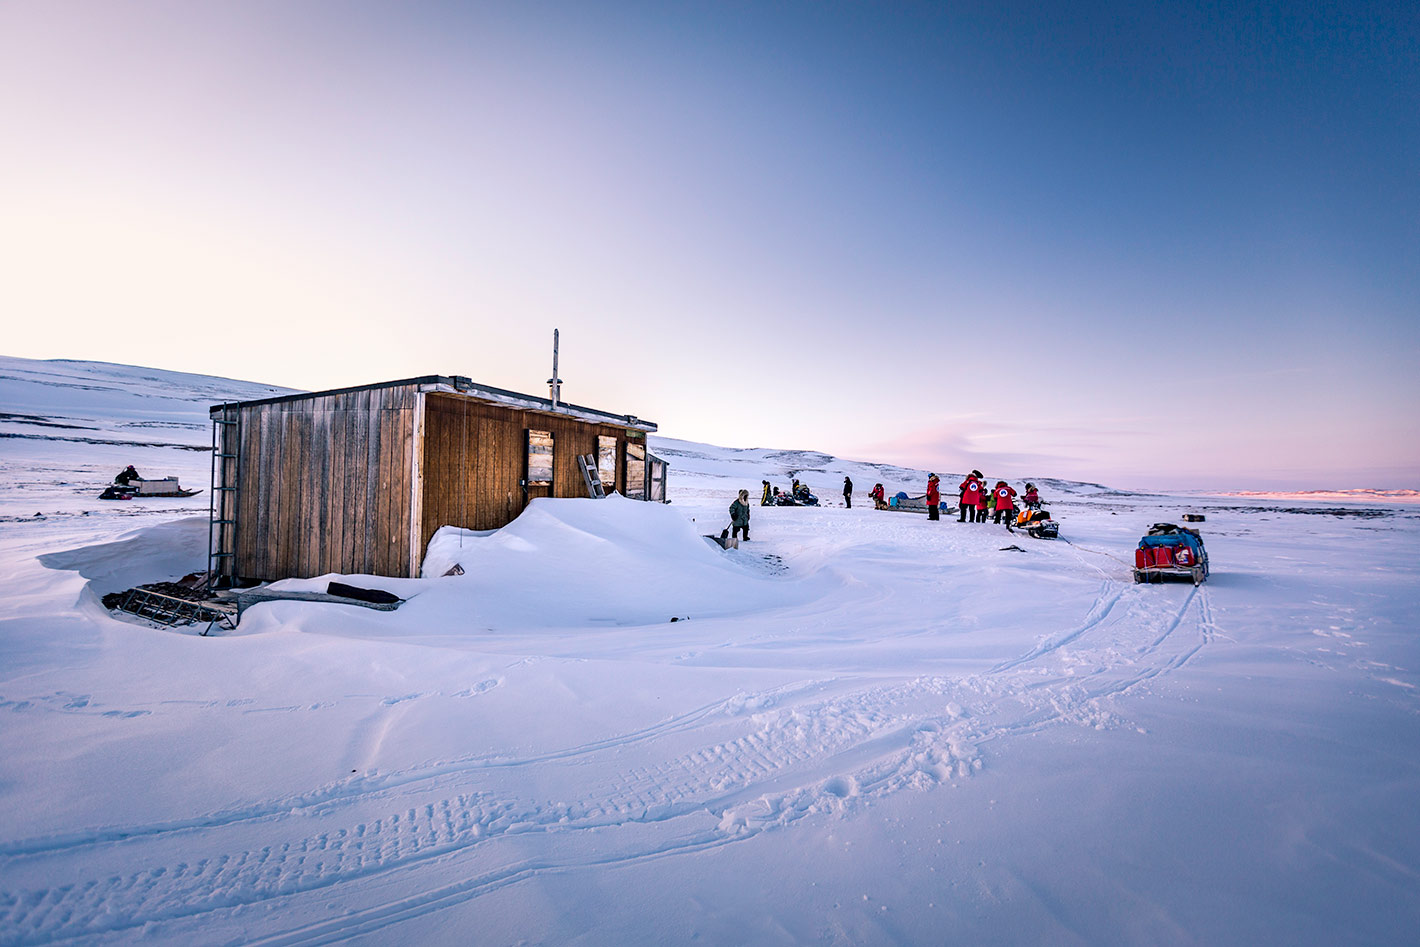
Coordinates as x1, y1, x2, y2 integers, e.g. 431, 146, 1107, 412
209, 375, 658, 432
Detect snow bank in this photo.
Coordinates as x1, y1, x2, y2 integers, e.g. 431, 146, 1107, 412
257, 493, 826, 638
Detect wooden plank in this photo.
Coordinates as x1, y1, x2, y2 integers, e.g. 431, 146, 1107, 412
408, 392, 425, 577
309, 404, 330, 578
254, 404, 276, 580
376, 399, 397, 576
384, 387, 410, 576
278, 399, 301, 578
328, 403, 347, 578
233, 406, 253, 577
392, 394, 410, 575
346, 390, 369, 576
366, 386, 383, 579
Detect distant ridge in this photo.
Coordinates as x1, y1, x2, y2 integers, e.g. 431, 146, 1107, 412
1219, 489, 1420, 504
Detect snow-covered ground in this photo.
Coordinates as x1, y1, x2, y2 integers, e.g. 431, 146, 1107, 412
1, 356, 1418, 946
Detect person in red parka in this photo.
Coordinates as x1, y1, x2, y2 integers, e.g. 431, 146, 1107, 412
958, 470, 983, 522
992, 481, 1017, 525
926, 473, 941, 521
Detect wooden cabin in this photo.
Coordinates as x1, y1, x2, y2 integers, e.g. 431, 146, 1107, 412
207, 375, 663, 584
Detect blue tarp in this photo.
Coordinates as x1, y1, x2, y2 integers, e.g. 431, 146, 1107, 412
1138, 532, 1204, 555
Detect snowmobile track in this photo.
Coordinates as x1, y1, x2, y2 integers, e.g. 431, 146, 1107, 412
0, 581, 1219, 945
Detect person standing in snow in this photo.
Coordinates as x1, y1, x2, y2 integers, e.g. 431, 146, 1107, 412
843, 476, 853, 508
730, 489, 751, 541
975, 478, 991, 523
926, 473, 941, 521
761, 480, 772, 506
958, 471, 983, 522
992, 481, 1018, 525
870, 483, 887, 509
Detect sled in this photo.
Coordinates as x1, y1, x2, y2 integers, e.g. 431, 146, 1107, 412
131, 477, 202, 498
100, 477, 202, 499
888, 491, 949, 515
1132, 523, 1209, 585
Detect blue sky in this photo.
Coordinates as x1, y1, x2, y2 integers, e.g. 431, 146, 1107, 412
2, 1, 1415, 489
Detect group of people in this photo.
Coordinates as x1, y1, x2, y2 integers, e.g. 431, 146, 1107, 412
939, 470, 1041, 525
737, 471, 1042, 537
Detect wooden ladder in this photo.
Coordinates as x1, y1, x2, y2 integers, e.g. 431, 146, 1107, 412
577, 454, 606, 498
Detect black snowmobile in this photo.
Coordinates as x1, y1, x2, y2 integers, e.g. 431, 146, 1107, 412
1012, 507, 1059, 539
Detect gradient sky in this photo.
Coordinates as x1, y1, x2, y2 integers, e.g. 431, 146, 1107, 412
2, 1, 1416, 490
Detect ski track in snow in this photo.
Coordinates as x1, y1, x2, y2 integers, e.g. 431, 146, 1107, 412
0, 582, 1214, 945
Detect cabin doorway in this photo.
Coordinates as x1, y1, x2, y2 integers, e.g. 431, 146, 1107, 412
524, 429, 554, 507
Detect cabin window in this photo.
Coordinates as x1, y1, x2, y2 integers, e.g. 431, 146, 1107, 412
625, 441, 646, 497
527, 430, 553, 484
597, 436, 617, 487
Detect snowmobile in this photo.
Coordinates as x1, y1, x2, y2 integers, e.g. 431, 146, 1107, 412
778, 486, 819, 507
1013, 507, 1059, 539
1133, 523, 1209, 585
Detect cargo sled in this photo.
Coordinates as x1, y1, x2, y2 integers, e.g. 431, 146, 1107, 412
889, 491, 949, 515
1133, 523, 1208, 585
98, 477, 201, 499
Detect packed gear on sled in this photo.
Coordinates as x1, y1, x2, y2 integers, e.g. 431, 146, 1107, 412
99, 476, 202, 499
1133, 523, 1209, 585
888, 490, 949, 514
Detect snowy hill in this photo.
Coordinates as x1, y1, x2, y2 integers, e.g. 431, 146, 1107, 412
1, 356, 1418, 945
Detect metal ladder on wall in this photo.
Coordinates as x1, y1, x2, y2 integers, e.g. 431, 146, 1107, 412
577, 454, 606, 498
207, 403, 240, 589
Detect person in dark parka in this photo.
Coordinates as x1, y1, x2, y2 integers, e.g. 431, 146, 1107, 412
730, 489, 751, 541
843, 476, 853, 508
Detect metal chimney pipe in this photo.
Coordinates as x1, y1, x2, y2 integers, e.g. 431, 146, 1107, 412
548, 328, 562, 410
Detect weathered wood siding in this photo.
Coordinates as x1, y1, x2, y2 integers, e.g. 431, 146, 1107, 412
230, 385, 417, 581
417, 393, 631, 560
214, 385, 640, 581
